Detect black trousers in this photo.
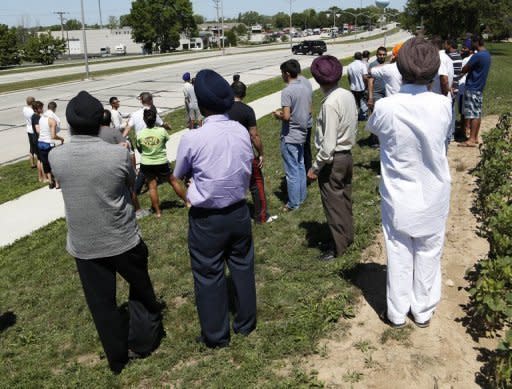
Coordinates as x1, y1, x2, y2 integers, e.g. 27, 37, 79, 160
188, 200, 257, 347
75, 240, 163, 373
318, 152, 354, 256
304, 127, 313, 173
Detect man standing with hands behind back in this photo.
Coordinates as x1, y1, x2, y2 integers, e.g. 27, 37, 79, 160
307, 55, 358, 261
173, 69, 257, 348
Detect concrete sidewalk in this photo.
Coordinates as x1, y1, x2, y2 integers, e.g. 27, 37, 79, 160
0, 78, 321, 248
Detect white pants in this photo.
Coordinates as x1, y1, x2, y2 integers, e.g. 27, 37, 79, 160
383, 220, 445, 324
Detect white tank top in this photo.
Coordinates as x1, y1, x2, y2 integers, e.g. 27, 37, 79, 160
38, 114, 60, 144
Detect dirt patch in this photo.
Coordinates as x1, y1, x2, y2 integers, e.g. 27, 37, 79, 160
76, 352, 100, 367
302, 116, 499, 388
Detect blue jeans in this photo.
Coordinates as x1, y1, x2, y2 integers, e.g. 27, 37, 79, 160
280, 140, 307, 209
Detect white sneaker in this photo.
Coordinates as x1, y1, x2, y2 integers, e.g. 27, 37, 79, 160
266, 215, 279, 223
136, 209, 152, 219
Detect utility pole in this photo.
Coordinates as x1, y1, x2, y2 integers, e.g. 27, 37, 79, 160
53, 11, 68, 40
213, 0, 220, 50
80, 0, 90, 78
98, 0, 103, 29
220, 0, 225, 55
289, 0, 293, 51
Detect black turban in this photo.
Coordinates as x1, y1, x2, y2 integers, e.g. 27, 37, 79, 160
397, 37, 440, 85
194, 69, 234, 114
311, 55, 343, 85
66, 91, 104, 134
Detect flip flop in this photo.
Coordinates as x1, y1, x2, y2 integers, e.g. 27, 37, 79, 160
457, 142, 478, 148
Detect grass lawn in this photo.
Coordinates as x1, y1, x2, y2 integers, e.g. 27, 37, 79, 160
0, 87, 382, 386
483, 43, 512, 115
0, 161, 46, 204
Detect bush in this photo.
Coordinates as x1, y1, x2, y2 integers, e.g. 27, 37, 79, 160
469, 113, 512, 385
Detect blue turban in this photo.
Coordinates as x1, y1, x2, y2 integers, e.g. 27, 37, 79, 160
182, 72, 191, 81
193, 69, 234, 114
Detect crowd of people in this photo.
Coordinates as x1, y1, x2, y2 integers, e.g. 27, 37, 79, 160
21, 33, 492, 373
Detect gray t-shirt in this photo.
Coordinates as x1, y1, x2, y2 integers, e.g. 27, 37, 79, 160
297, 75, 314, 129
49, 135, 140, 259
98, 125, 125, 144
369, 60, 386, 99
281, 79, 312, 144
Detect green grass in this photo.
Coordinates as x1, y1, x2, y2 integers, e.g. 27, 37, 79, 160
0, 160, 45, 204
0, 86, 382, 386
483, 43, 512, 115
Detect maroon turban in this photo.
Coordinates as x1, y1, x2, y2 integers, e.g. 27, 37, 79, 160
311, 55, 343, 85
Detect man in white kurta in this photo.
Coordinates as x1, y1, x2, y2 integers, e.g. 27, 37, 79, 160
366, 37, 452, 328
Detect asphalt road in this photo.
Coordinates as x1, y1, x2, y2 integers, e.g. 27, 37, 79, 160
0, 30, 410, 165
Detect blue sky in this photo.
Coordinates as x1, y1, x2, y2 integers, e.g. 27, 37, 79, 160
1, 0, 406, 27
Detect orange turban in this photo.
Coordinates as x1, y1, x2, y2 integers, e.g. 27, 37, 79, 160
392, 42, 403, 57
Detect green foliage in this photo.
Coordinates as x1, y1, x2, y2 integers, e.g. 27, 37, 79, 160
401, 0, 512, 39
127, 0, 196, 52
468, 256, 512, 331
65, 19, 82, 30
474, 113, 512, 257
494, 329, 512, 388
0, 24, 21, 67
225, 29, 237, 47
468, 112, 512, 385
23, 33, 66, 65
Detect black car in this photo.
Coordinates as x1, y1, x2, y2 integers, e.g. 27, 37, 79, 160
291, 40, 327, 55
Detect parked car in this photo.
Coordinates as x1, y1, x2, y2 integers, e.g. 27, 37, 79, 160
99, 47, 111, 57
291, 40, 327, 55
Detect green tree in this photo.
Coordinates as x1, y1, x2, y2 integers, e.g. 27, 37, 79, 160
273, 12, 289, 29
23, 33, 65, 65
193, 14, 205, 25
401, 0, 511, 38
65, 19, 82, 30
119, 14, 130, 27
106, 16, 119, 30
225, 29, 237, 46
127, 0, 196, 52
239, 11, 263, 26
0, 24, 21, 67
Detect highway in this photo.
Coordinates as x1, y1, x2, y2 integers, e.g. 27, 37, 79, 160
0, 29, 411, 164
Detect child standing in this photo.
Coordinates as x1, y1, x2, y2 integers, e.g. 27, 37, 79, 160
136, 109, 186, 217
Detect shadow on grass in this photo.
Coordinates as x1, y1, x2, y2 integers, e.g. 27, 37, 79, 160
298, 221, 331, 249
160, 199, 185, 210
342, 263, 387, 316
0, 311, 17, 332
273, 176, 288, 204
354, 160, 381, 176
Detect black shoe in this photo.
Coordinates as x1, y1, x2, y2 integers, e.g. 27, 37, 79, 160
413, 318, 431, 328
318, 250, 337, 261
195, 335, 229, 349
379, 310, 406, 329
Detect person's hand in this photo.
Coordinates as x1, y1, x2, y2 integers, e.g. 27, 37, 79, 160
186, 201, 191, 208
367, 98, 374, 111
272, 109, 282, 119
307, 168, 318, 181
257, 155, 264, 169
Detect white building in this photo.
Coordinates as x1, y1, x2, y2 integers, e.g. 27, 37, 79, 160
46, 27, 143, 55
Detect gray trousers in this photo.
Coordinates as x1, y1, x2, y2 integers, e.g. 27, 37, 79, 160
318, 151, 354, 255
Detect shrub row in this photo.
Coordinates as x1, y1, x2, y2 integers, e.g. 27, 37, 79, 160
470, 112, 512, 387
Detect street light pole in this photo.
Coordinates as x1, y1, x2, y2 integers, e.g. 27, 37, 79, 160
289, 0, 293, 51
220, 0, 225, 55
80, 0, 90, 79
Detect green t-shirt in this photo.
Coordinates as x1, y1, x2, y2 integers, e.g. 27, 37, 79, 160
136, 126, 170, 165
